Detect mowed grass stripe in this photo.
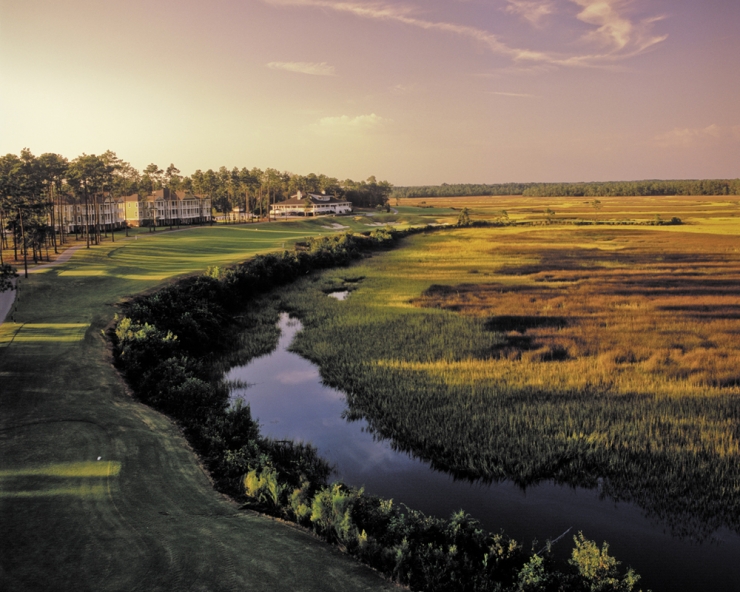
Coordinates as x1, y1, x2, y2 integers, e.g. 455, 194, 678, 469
0, 462, 120, 500
6, 324, 89, 343
0, 222, 397, 592
0, 460, 122, 478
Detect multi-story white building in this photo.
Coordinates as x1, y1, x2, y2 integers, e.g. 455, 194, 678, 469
55, 196, 126, 233
55, 189, 212, 231
125, 189, 212, 227
271, 191, 353, 217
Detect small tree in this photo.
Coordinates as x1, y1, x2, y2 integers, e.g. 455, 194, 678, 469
457, 207, 471, 226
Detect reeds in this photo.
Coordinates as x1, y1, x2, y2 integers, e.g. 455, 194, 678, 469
280, 221, 740, 537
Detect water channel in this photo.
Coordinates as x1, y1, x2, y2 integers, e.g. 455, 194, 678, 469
226, 312, 740, 592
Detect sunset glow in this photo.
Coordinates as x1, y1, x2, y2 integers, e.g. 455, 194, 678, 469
2, 0, 738, 184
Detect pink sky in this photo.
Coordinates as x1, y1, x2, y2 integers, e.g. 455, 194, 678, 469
1, 0, 739, 184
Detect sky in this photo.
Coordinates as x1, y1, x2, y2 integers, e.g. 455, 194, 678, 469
1, 0, 739, 185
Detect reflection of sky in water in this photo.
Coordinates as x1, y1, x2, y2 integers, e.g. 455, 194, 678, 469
274, 368, 320, 385
228, 318, 408, 476
226, 313, 740, 592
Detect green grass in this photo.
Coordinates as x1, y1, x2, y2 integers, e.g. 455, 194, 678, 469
4, 198, 729, 588
0, 221, 397, 592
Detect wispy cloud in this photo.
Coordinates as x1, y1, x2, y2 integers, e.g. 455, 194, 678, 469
570, 1, 667, 54
310, 113, 391, 134
571, 0, 632, 49
654, 124, 740, 148
389, 83, 416, 95
264, 0, 529, 60
263, 0, 667, 68
266, 61, 336, 76
505, 0, 555, 27
487, 91, 538, 98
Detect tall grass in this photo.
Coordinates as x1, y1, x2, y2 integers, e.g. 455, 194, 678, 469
280, 224, 740, 538
111, 227, 647, 591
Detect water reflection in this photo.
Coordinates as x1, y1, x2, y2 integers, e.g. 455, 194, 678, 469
226, 313, 740, 592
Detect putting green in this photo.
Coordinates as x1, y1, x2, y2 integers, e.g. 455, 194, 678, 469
0, 222, 396, 592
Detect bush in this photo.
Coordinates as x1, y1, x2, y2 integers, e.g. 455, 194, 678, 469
310, 483, 362, 547
244, 466, 284, 510
567, 532, 642, 592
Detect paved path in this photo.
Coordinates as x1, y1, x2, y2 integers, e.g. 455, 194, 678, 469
27, 244, 84, 274
0, 279, 16, 325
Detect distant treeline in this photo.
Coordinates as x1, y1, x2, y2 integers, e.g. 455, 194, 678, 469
391, 183, 532, 198
391, 179, 740, 198
1, 149, 392, 223
523, 179, 740, 197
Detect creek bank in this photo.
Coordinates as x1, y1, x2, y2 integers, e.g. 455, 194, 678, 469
229, 313, 740, 592
111, 228, 645, 592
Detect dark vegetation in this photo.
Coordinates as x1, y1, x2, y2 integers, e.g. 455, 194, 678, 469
392, 179, 740, 199
0, 262, 17, 292
522, 180, 740, 197
113, 231, 396, 497
112, 227, 645, 592
393, 183, 533, 198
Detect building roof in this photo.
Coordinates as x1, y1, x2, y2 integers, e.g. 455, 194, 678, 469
57, 192, 125, 205
123, 190, 210, 203
277, 191, 351, 207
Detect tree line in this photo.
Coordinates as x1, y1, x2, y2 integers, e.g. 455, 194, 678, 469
0, 148, 392, 277
391, 183, 533, 198
392, 179, 740, 198
183, 169, 391, 213
522, 179, 740, 197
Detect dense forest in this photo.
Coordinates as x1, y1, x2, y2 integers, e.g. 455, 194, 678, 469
0, 148, 392, 276
391, 179, 740, 198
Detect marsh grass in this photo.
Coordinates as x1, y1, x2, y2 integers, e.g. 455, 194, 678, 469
410, 229, 740, 392
278, 218, 740, 538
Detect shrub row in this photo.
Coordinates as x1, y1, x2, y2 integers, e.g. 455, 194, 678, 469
245, 469, 642, 592
111, 227, 645, 591
113, 230, 398, 494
